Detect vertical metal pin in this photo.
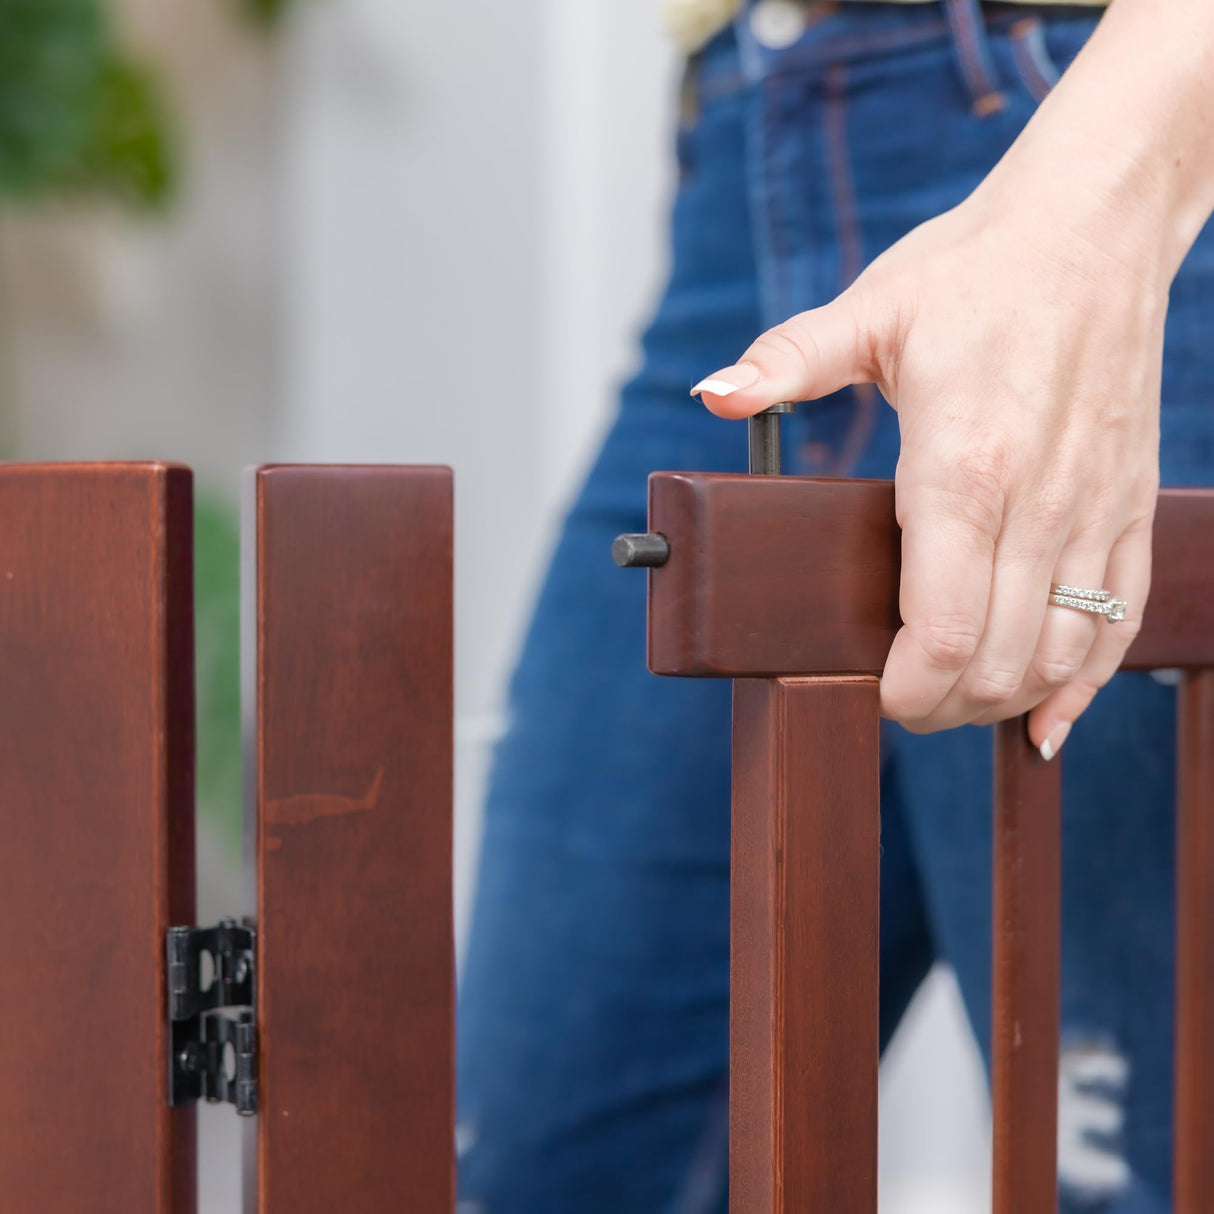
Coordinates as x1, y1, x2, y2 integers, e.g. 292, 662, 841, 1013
748, 403, 795, 475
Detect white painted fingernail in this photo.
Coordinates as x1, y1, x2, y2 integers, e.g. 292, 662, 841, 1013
1040, 720, 1072, 762
691, 378, 741, 397
690, 362, 761, 398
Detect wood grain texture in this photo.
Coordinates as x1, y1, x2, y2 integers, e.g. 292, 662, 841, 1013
1176, 671, 1214, 1213
731, 677, 880, 1214
0, 463, 197, 1214
992, 717, 1061, 1214
244, 465, 454, 1214
647, 474, 1214, 676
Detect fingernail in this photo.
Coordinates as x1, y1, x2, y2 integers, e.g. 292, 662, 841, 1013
691, 363, 761, 398
1040, 720, 1072, 762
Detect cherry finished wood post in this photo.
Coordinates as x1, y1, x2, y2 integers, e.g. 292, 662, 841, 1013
1176, 670, 1214, 1212
243, 465, 455, 1214
992, 719, 1062, 1214
0, 463, 197, 1214
731, 678, 880, 1213
641, 471, 1214, 1214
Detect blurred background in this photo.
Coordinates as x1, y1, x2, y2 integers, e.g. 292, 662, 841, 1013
2, 0, 992, 1208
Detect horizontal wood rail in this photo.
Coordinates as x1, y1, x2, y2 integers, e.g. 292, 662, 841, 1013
646, 473, 1214, 676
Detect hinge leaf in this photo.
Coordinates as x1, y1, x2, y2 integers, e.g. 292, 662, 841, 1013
166, 918, 258, 1116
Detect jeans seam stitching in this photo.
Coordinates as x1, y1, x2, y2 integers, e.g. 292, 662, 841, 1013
1008, 17, 1058, 104
822, 64, 875, 478
945, 0, 1002, 106
763, 75, 791, 323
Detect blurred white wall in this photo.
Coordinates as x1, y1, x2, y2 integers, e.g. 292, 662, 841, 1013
272, 0, 678, 954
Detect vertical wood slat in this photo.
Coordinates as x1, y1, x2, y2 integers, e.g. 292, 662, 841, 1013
244, 465, 454, 1214
0, 463, 197, 1214
731, 677, 880, 1214
991, 717, 1062, 1214
1176, 670, 1214, 1212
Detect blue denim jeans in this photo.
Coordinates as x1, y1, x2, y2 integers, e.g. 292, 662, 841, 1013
457, 4, 1214, 1210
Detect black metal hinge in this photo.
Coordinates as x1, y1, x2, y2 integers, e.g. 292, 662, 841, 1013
166, 919, 258, 1116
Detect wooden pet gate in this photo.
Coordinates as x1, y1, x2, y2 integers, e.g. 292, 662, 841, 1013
1, 446, 1210, 1211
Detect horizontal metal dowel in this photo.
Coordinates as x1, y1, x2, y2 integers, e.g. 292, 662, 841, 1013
612, 533, 670, 569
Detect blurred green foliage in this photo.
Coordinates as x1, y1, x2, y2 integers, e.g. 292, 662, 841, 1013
0, 0, 298, 848
239, 0, 296, 27
0, 0, 301, 210
195, 492, 243, 852
0, 0, 175, 208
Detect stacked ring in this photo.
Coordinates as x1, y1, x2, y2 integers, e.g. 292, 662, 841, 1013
1049, 584, 1129, 623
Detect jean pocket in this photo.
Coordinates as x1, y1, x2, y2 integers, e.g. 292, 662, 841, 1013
1004, 13, 1099, 105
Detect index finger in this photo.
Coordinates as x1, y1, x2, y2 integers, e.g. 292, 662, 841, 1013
881, 476, 1001, 726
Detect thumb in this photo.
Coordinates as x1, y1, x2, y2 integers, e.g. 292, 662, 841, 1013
692, 293, 875, 419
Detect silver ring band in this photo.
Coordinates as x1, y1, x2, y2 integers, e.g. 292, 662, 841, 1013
1050, 584, 1128, 623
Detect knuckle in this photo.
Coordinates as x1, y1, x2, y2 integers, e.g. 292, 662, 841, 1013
879, 688, 917, 726
1084, 475, 1118, 520
1030, 645, 1088, 689
1067, 510, 1109, 547
747, 324, 817, 380
1026, 487, 1070, 533
1133, 472, 1161, 511
1070, 675, 1105, 703
911, 444, 1009, 537
881, 682, 939, 729
913, 615, 983, 670
955, 442, 1013, 507
964, 664, 1023, 706
1116, 502, 1155, 541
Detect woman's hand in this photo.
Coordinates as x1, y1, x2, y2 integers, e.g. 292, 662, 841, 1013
693, 0, 1214, 760
695, 189, 1162, 756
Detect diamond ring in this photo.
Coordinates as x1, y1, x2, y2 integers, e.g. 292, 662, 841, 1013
1049, 584, 1128, 623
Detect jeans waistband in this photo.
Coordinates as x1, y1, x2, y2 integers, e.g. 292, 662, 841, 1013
693, 1, 1092, 110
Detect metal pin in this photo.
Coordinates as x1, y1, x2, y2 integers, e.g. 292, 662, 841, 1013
614, 403, 795, 569
748, 402, 795, 475
612, 533, 671, 569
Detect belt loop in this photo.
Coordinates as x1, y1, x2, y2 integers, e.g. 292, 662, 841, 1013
679, 51, 701, 127
733, 1, 767, 86
943, 0, 1006, 115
